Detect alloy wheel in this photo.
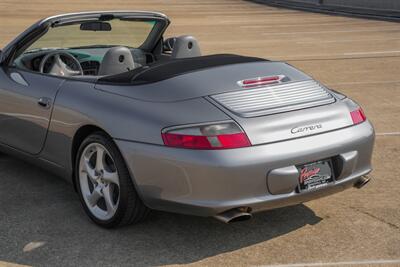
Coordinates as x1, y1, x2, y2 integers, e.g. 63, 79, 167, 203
79, 143, 120, 221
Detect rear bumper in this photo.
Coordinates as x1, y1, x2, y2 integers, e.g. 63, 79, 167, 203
116, 121, 374, 217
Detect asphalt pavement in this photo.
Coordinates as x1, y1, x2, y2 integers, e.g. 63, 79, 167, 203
0, 0, 399, 266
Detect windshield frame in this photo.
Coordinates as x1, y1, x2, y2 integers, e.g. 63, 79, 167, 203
26, 18, 159, 52
2, 11, 170, 66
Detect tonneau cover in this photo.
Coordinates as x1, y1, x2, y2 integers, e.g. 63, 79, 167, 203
95, 60, 311, 102
97, 54, 267, 85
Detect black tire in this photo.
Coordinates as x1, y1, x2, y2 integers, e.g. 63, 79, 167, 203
74, 132, 149, 228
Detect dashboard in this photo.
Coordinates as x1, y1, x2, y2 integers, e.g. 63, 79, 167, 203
15, 47, 155, 76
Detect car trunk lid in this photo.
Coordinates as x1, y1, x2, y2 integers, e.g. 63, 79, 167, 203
209, 79, 336, 117
208, 95, 356, 145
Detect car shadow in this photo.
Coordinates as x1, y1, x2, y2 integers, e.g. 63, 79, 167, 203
123, 205, 321, 266
0, 155, 322, 266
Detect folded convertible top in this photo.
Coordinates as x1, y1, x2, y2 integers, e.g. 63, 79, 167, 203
97, 54, 267, 85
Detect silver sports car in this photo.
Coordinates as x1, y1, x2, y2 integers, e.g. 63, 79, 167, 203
0, 11, 374, 228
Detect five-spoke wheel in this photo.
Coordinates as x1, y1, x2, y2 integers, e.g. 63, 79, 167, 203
79, 143, 120, 221
75, 132, 149, 228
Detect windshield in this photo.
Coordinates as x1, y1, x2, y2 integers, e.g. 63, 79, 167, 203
26, 19, 157, 51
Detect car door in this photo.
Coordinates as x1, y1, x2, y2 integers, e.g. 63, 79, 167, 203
0, 67, 64, 154
0, 11, 170, 155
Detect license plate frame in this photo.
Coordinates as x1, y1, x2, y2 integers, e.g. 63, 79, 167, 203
298, 159, 335, 192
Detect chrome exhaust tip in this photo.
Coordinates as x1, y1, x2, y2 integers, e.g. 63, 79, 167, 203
354, 175, 371, 189
213, 207, 252, 223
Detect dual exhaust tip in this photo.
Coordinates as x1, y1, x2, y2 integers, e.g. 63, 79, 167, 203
214, 176, 371, 224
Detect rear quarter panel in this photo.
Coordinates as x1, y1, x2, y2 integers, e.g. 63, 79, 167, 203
41, 79, 230, 175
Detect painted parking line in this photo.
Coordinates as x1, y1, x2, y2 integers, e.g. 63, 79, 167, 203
273, 51, 400, 60
261, 28, 400, 35
286, 55, 400, 61
376, 132, 400, 136
257, 259, 400, 267
344, 50, 400, 56
297, 37, 400, 44
240, 21, 376, 29
326, 80, 400, 86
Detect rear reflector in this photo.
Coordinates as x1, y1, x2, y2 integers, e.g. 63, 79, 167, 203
350, 108, 367, 125
162, 122, 251, 149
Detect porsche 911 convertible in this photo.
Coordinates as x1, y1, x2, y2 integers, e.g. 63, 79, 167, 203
0, 11, 374, 228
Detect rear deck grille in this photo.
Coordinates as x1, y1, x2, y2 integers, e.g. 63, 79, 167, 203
210, 80, 335, 117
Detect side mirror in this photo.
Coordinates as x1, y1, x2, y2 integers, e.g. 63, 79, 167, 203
163, 37, 176, 52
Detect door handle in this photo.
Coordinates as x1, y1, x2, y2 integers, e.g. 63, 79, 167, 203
37, 97, 51, 109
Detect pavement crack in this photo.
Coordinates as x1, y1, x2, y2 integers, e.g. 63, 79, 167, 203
349, 206, 400, 230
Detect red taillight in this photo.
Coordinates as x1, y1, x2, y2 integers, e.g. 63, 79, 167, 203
162, 134, 210, 149
162, 122, 251, 150
217, 133, 251, 148
350, 108, 367, 125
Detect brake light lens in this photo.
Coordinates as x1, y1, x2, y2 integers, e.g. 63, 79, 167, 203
350, 108, 367, 125
162, 122, 251, 149
238, 75, 286, 88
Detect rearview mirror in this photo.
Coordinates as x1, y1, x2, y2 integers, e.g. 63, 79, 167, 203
80, 22, 112, 31
163, 37, 176, 52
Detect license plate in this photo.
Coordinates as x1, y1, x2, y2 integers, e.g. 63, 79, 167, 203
298, 160, 334, 191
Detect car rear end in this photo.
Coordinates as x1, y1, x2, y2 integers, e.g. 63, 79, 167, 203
105, 57, 374, 221
117, 114, 373, 221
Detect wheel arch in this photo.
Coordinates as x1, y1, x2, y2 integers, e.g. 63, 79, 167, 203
69, 124, 147, 209
70, 124, 110, 189
70, 124, 150, 226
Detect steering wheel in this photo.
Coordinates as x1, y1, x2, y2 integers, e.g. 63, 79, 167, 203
39, 51, 84, 76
